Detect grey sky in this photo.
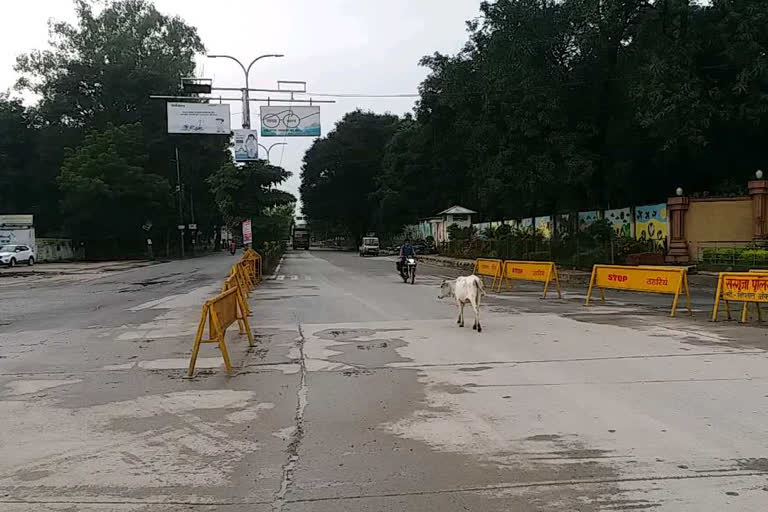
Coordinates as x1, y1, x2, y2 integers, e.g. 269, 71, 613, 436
0, 0, 482, 207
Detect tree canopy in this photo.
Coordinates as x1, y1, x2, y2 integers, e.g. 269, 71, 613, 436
0, 0, 290, 257
301, 0, 768, 238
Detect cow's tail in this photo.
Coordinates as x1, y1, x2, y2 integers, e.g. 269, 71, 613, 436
475, 276, 486, 298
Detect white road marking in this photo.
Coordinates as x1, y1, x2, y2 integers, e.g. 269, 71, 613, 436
291, 275, 299, 281
276, 275, 285, 281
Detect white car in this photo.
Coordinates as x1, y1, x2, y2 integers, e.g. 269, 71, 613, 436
0, 244, 35, 267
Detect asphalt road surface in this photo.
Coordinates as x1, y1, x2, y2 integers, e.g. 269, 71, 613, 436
2, 250, 768, 511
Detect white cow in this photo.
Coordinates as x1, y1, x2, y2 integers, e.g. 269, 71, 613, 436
438, 275, 486, 332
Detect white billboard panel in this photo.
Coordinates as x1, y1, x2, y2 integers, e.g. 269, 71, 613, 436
260, 106, 320, 137
167, 103, 231, 134
233, 129, 260, 161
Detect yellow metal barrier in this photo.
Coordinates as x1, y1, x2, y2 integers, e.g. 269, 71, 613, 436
188, 287, 253, 376
242, 248, 262, 282
586, 264, 691, 317
712, 272, 768, 323
472, 258, 503, 290
497, 260, 562, 298
222, 272, 250, 316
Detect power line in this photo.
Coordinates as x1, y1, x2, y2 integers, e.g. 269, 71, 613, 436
303, 92, 419, 98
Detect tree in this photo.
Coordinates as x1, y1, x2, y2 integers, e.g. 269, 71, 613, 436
300, 110, 401, 241
207, 159, 295, 247
12, 0, 226, 240
0, 96, 36, 213
58, 123, 171, 254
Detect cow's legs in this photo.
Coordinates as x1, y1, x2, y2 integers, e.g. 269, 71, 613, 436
456, 305, 462, 324
472, 299, 482, 333
459, 302, 465, 327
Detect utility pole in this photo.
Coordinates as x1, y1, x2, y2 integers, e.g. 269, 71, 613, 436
258, 142, 287, 162
207, 54, 284, 129
175, 146, 185, 259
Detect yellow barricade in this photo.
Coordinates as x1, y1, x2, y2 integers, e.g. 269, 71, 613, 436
222, 272, 251, 317
712, 272, 768, 323
497, 260, 562, 298
585, 264, 691, 317
242, 248, 262, 282
234, 262, 254, 294
188, 287, 254, 376
473, 258, 503, 290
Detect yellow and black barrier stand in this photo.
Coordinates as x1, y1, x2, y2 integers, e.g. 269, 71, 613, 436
586, 264, 691, 317
712, 272, 768, 323
188, 287, 253, 377
497, 260, 562, 298
472, 258, 503, 291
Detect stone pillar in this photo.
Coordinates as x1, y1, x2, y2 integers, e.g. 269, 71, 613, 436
666, 195, 690, 264
748, 180, 768, 240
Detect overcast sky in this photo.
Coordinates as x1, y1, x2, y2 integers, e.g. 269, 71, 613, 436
1, 1, 482, 209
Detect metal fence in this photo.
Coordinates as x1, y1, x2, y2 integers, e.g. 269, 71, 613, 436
697, 240, 768, 270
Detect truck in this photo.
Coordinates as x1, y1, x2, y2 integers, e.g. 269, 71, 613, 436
291, 218, 310, 250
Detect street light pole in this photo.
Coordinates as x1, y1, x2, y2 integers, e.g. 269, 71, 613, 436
207, 53, 284, 129
258, 142, 287, 162
175, 146, 185, 259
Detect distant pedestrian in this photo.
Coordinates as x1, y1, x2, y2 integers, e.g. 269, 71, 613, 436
229, 240, 236, 255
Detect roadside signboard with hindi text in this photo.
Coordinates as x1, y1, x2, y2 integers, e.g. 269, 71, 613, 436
242, 219, 252, 245
586, 264, 690, 317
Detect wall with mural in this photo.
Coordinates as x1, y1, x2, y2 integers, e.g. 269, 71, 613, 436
605, 207, 633, 238
535, 216, 552, 239
635, 203, 668, 244
578, 211, 600, 231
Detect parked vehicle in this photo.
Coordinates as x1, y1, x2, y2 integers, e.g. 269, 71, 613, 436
0, 244, 35, 267
359, 237, 380, 256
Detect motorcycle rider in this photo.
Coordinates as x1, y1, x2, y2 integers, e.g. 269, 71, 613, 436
398, 238, 416, 275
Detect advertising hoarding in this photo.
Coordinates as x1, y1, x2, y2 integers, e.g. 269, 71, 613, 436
167, 103, 231, 134
260, 106, 321, 137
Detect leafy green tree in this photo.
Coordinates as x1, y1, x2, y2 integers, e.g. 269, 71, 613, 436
58, 123, 171, 252
12, 0, 226, 242
301, 110, 401, 241
207, 159, 295, 246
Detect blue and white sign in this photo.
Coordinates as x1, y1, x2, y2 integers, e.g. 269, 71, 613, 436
233, 129, 260, 161
260, 106, 321, 137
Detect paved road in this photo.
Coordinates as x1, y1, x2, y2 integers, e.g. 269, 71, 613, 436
2, 250, 768, 510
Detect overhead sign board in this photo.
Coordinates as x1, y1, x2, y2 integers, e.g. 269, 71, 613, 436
167, 103, 231, 135
260, 106, 320, 137
0, 214, 34, 227
233, 129, 260, 161
242, 219, 253, 245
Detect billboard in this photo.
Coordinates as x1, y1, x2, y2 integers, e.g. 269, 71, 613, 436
242, 219, 252, 245
233, 129, 260, 162
167, 103, 231, 134
260, 106, 321, 137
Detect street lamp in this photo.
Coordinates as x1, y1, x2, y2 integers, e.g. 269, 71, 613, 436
207, 53, 284, 129
259, 142, 287, 162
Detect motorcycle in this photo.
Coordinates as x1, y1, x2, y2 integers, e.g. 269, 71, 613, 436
399, 257, 417, 284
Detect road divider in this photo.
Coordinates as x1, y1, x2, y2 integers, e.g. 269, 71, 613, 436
712, 272, 768, 323
222, 272, 250, 316
497, 260, 561, 298
243, 248, 262, 282
188, 287, 253, 376
586, 264, 691, 317
473, 258, 503, 290
187, 249, 266, 377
